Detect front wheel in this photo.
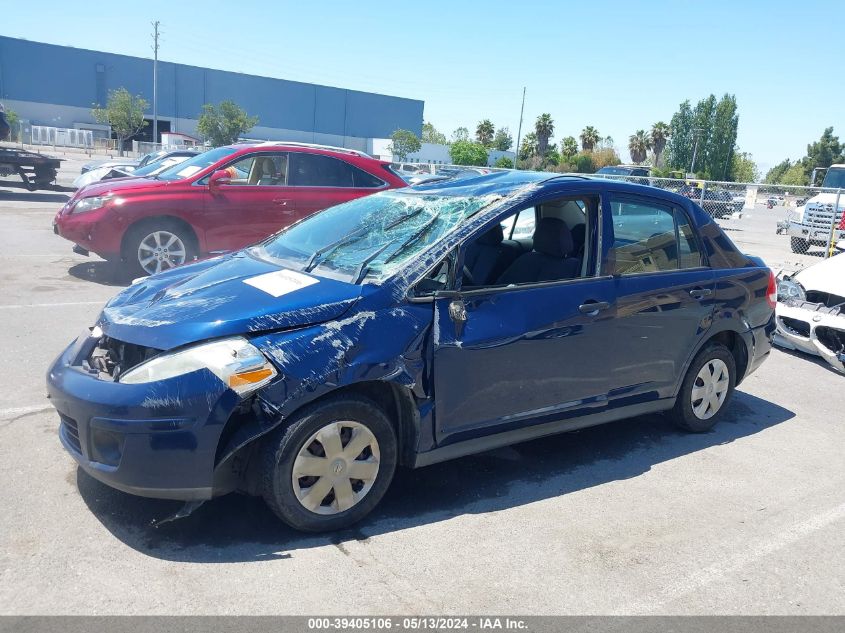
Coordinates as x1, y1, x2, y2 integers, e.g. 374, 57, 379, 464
261, 396, 397, 532
669, 343, 736, 433
790, 236, 808, 254
123, 221, 195, 277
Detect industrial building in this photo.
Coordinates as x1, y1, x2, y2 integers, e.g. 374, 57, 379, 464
0, 36, 424, 152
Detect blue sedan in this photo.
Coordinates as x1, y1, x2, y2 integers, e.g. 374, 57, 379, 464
48, 171, 777, 532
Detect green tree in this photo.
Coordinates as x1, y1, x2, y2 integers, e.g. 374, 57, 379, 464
535, 114, 555, 157
803, 127, 844, 184
91, 87, 149, 155
579, 126, 600, 152
650, 121, 670, 167
628, 130, 651, 164
449, 140, 488, 166
560, 136, 578, 160
665, 100, 694, 171
476, 119, 495, 146
731, 152, 759, 183
493, 156, 514, 168
387, 129, 422, 161
665, 94, 739, 179
764, 159, 792, 184
451, 127, 469, 142
708, 94, 739, 180
572, 152, 595, 173
493, 127, 513, 151
196, 100, 258, 147
781, 163, 807, 186
421, 122, 447, 145
4, 107, 20, 141
519, 132, 538, 160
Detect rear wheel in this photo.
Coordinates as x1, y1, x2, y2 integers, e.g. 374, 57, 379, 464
123, 221, 195, 277
261, 396, 397, 532
669, 343, 736, 433
790, 236, 808, 254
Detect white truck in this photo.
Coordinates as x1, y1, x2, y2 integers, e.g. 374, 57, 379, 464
787, 164, 845, 253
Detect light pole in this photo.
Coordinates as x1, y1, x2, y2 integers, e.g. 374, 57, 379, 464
152, 21, 160, 145
513, 87, 526, 170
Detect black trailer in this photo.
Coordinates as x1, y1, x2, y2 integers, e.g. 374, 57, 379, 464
0, 147, 62, 190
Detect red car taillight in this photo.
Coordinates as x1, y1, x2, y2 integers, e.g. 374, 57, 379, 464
838, 208, 845, 230
766, 269, 777, 310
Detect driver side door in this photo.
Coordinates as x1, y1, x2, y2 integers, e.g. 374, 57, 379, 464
430, 192, 617, 445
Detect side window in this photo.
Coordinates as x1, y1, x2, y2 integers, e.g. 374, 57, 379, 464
351, 165, 385, 188
219, 153, 288, 186
676, 209, 702, 268
500, 208, 536, 239
610, 199, 702, 274
289, 153, 354, 187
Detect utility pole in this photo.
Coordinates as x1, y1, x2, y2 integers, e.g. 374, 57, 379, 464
689, 127, 703, 176
152, 20, 160, 145
513, 87, 526, 170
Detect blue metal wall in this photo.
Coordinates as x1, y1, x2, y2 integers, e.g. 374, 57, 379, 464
0, 36, 423, 138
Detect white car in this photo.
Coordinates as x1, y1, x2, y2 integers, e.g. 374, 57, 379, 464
775, 254, 845, 373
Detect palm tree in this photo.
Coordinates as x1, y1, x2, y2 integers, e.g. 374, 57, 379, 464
580, 126, 600, 152
475, 119, 495, 147
650, 121, 670, 167
535, 114, 555, 157
628, 130, 651, 164
561, 136, 578, 158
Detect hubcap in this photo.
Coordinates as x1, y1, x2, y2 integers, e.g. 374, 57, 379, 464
291, 421, 380, 515
691, 358, 730, 420
137, 230, 187, 275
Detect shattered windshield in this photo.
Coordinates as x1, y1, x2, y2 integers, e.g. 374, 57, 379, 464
251, 190, 498, 282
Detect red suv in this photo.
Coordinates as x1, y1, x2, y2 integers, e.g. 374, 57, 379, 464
54, 143, 407, 276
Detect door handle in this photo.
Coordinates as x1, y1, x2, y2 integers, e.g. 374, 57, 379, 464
272, 198, 292, 206
578, 301, 611, 315
689, 288, 713, 299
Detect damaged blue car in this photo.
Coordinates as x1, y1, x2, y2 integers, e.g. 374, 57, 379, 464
48, 171, 776, 532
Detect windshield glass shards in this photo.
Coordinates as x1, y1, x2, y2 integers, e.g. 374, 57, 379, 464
251, 190, 499, 283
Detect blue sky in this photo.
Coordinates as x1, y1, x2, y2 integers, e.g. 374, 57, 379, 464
4, 0, 843, 173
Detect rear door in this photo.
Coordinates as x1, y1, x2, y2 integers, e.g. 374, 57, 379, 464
287, 152, 387, 218
606, 195, 715, 401
203, 151, 295, 251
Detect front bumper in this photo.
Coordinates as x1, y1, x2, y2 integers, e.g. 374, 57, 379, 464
786, 222, 845, 244
53, 205, 122, 260
774, 301, 845, 373
47, 330, 243, 499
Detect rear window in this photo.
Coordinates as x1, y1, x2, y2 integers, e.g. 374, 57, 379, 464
289, 153, 353, 187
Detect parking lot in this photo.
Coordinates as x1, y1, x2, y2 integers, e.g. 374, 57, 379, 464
0, 156, 843, 615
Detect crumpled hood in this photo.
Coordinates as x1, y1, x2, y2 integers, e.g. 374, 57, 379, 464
98, 253, 362, 350
795, 254, 845, 298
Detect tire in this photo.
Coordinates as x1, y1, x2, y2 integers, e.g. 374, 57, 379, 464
260, 395, 397, 532
669, 343, 736, 433
790, 237, 808, 254
122, 220, 196, 278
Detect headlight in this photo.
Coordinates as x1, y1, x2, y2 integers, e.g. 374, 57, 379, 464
120, 337, 277, 396
72, 195, 116, 214
777, 278, 806, 302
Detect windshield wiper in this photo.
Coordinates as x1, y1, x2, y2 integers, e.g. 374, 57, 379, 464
302, 226, 369, 273
351, 240, 398, 284
382, 211, 442, 265
302, 206, 428, 273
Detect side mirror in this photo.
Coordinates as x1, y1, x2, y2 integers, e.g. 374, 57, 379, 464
208, 169, 232, 190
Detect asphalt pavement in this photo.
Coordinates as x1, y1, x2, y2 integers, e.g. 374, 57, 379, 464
0, 160, 843, 615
